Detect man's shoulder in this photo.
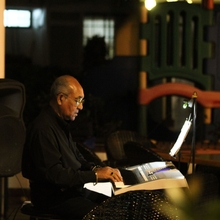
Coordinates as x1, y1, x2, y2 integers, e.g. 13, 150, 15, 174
29, 107, 55, 129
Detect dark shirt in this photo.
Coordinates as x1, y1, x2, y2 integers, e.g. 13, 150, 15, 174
22, 105, 96, 208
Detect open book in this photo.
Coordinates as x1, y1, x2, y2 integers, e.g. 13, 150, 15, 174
84, 181, 113, 197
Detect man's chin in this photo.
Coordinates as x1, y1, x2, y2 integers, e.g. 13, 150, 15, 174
64, 115, 76, 121
70, 115, 77, 121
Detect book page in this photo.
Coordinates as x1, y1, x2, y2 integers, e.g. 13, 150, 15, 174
84, 182, 113, 197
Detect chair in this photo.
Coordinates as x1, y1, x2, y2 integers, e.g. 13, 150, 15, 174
105, 130, 157, 167
83, 190, 180, 220
0, 79, 26, 218
138, 1, 220, 137
123, 141, 164, 166
76, 142, 105, 166
0, 79, 26, 177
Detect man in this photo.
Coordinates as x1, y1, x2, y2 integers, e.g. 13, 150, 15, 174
22, 75, 123, 219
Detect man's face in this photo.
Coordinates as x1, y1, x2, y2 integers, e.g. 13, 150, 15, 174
58, 87, 84, 121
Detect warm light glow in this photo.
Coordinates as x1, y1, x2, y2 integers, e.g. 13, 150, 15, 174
145, 0, 157, 11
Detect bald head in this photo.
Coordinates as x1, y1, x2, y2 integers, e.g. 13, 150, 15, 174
49, 75, 84, 121
50, 75, 82, 101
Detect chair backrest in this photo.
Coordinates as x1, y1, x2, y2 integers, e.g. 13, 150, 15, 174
124, 141, 164, 165
139, 82, 220, 108
76, 142, 104, 166
0, 79, 26, 177
0, 79, 25, 119
140, 1, 213, 89
83, 190, 180, 220
105, 130, 153, 161
138, 2, 216, 135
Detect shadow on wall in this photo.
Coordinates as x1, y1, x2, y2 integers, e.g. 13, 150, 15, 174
5, 53, 177, 143
5, 54, 72, 126
80, 56, 139, 137
5, 54, 140, 140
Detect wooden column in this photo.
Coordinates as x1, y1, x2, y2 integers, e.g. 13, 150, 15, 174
0, 2, 6, 218
202, 0, 214, 124
138, 1, 148, 135
0, 0, 5, 78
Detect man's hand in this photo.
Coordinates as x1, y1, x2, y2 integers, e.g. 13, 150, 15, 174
95, 166, 123, 182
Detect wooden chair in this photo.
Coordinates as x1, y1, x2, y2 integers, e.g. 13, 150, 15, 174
138, 2, 220, 136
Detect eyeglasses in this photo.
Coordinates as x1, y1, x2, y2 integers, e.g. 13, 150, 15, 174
60, 93, 85, 107
74, 97, 85, 106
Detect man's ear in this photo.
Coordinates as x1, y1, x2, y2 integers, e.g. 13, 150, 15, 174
57, 93, 64, 105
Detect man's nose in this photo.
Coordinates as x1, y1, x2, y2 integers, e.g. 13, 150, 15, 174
77, 103, 83, 110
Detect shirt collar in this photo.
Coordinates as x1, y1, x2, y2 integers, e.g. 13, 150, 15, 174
47, 105, 71, 130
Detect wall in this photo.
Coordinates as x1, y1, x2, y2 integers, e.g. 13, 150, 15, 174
115, 13, 140, 56
5, 7, 49, 66
5, 0, 139, 71
5, 0, 140, 189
